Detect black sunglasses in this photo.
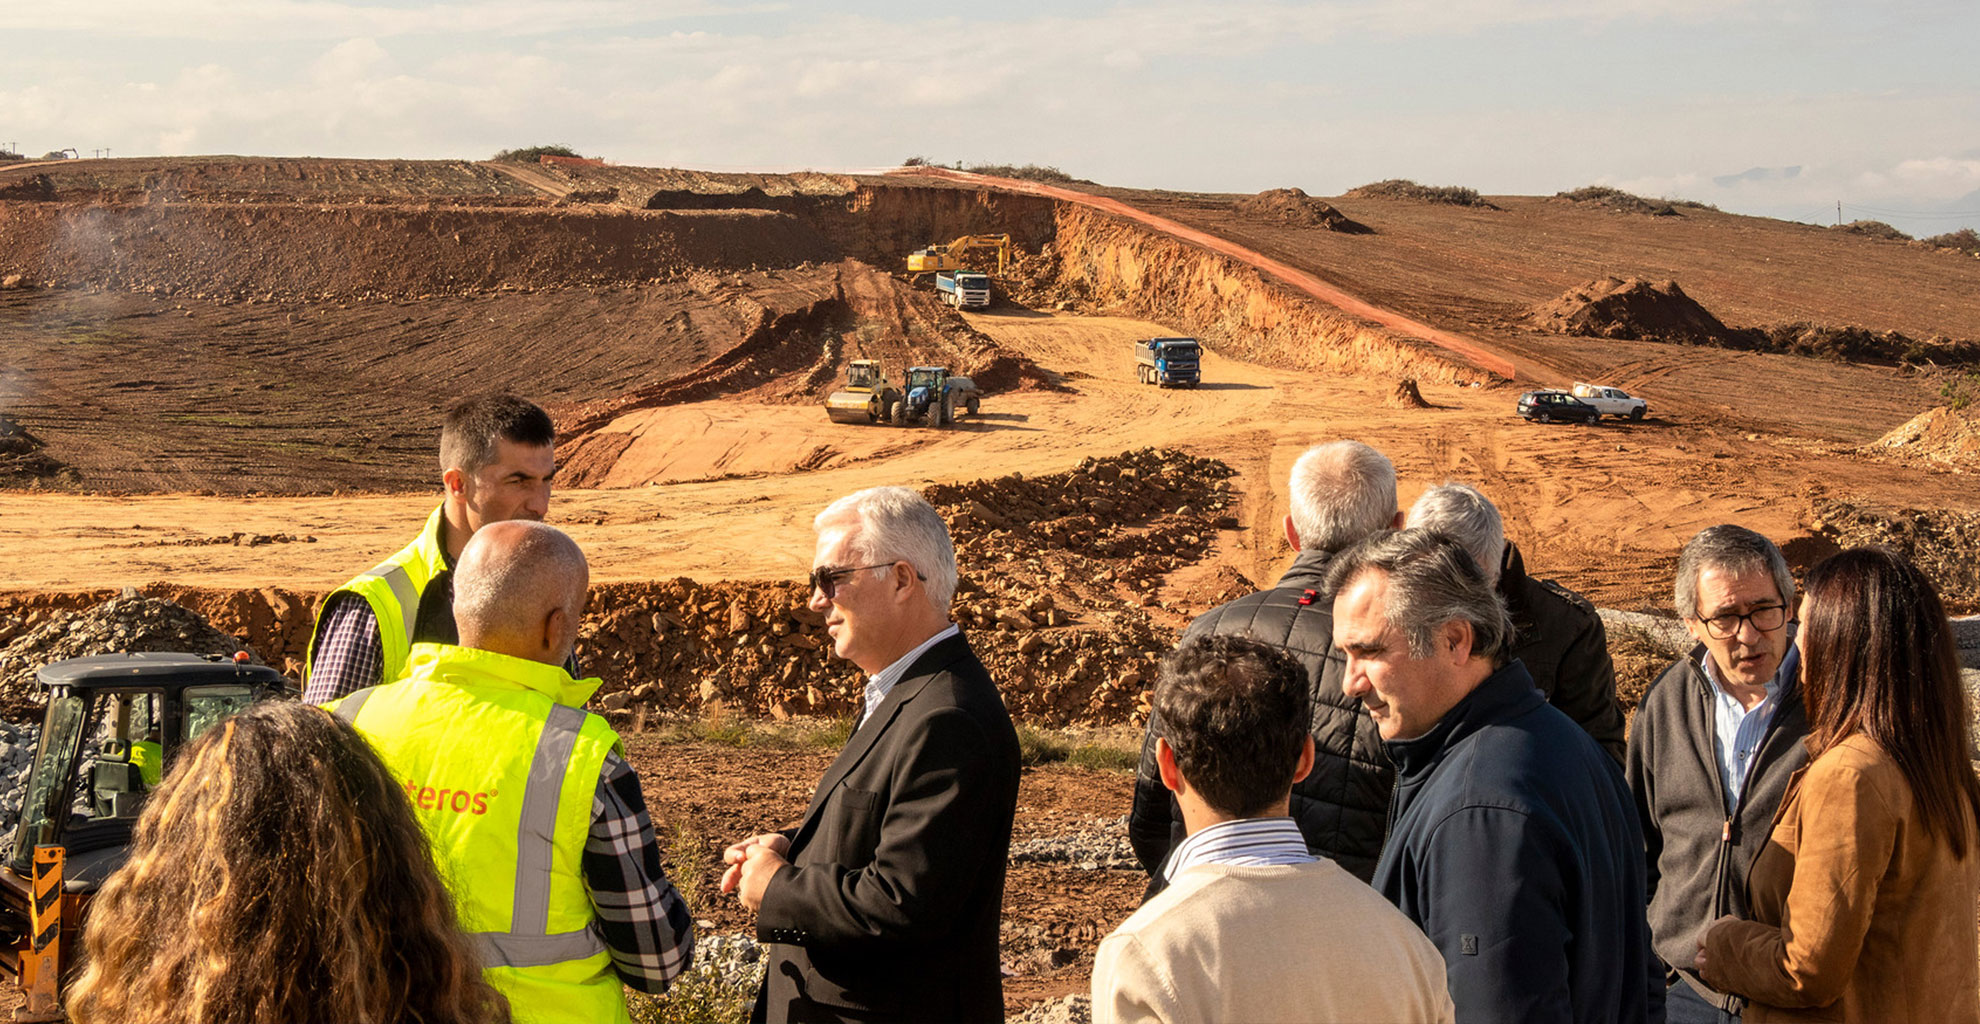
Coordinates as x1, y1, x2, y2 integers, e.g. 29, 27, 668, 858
809, 561, 925, 599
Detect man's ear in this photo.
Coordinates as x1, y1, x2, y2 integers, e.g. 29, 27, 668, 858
1389, 508, 1405, 529
543, 605, 571, 661
442, 466, 466, 497
1283, 513, 1301, 551
1155, 737, 1186, 796
1440, 617, 1476, 663
1291, 734, 1316, 785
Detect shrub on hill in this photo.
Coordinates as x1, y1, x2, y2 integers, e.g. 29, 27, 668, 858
1556, 185, 1679, 217
492, 144, 582, 163
1833, 220, 1912, 241
1922, 227, 1980, 256
963, 162, 1080, 184
1346, 179, 1495, 208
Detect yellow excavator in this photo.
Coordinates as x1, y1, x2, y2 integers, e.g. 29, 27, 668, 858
904, 234, 1011, 277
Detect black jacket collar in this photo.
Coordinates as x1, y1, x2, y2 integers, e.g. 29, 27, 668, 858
1385, 659, 1544, 780
1273, 548, 1339, 592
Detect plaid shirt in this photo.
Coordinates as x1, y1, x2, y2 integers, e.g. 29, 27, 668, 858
591, 749, 696, 993
304, 593, 384, 703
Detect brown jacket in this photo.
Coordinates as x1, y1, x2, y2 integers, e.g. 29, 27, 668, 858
1700, 734, 1980, 1023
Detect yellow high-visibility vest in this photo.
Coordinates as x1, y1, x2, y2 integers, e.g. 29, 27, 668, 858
305, 505, 451, 689
332, 643, 631, 1024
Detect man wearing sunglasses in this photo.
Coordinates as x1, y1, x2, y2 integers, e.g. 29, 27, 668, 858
1627, 525, 1811, 1024
719, 486, 1020, 1024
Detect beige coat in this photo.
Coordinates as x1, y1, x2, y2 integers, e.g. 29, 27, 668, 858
1701, 734, 1980, 1023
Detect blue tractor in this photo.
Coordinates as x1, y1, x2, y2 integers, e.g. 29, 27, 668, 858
891, 366, 980, 427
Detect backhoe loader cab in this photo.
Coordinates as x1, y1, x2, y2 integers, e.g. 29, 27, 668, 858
0, 653, 290, 1017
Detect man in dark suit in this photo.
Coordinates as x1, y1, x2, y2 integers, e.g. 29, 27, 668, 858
722, 486, 1021, 1023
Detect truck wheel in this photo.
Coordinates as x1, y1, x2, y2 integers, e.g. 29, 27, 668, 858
940, 393, 956, 427
966, 395, 980, 415
1630, 407, 1645, 421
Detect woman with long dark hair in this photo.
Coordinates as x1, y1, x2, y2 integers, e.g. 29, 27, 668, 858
67, 700, 509, 1024
1698, 545, 1980, 1021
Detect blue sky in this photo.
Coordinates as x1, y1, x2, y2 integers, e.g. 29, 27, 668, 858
7, 1, 1979, 236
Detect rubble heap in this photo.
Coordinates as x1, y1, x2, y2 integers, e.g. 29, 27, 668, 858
0, 591, 258, 714
1808, 498, 1980, 614
0, 415, 75, 483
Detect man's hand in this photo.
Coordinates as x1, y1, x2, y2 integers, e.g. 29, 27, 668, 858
719, 832, 791, 902
734, 844, 789, 912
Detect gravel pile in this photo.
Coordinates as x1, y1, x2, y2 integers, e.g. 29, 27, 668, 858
1010, 994, 1092, 1024
0, 720, 38, 839
0, 589, 256, 712
1011, 816, 1138, 871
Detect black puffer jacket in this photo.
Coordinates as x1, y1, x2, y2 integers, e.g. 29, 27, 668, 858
1128, 549, 1390, 888
1500, 543, 1627, 764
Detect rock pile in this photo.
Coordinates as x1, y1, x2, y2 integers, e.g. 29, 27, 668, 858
0, 720, 38, 839
1233, 188, 1372, 234
1528, 277, 1737, 346
0, 591, 257, 714
1807, 498, 1980, 614
1011, 816, 1139, 871
578, 449, 1240, 725
1010, 995, 1093, 1024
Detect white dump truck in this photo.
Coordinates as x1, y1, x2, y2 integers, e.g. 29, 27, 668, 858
1570, 383, 1648, 420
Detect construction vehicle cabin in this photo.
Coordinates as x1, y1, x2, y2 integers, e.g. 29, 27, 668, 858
905, 235, 1009, 310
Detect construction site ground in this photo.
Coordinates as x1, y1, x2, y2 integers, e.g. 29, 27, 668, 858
5, 156, 1980, 1017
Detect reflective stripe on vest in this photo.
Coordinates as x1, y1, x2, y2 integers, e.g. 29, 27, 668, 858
305, 506, 450, 689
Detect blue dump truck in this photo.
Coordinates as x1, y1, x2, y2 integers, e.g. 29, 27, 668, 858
1133, 337, 1202, 388
934, 271, 993, 310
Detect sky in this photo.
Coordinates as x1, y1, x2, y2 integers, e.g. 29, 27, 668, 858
7, 0, 1979, 237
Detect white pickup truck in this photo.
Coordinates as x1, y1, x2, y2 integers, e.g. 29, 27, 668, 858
1570, 383, 1648, 420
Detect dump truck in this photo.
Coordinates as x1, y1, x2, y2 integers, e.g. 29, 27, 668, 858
0, 652, 289, 1017
824, 360, 904, 424
892, 366, 982, 427
1134, 337, 1202, 388
934, 271, 992, 310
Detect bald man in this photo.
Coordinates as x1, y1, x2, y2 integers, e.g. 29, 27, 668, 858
332, 522, 693, 1024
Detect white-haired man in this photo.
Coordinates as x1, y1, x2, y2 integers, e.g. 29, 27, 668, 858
721, 486, 1020, 1023
1408, 482, 1625, 761
1130, 439, 1403, 888
332, 520, 693, 1024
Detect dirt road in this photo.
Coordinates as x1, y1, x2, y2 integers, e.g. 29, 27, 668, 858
895, 166, 1523, 380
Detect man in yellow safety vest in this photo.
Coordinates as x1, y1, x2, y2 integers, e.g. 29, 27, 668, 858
304, 393, 557, 703
332, 520, 694, 1023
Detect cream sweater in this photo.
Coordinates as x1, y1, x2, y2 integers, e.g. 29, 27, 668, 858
1092, 860, 1454, 1024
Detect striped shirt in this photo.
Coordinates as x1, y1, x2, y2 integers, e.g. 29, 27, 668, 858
1703, 643, 1799, 808
858, 624, 961, 728
1162, 816, 1315, 881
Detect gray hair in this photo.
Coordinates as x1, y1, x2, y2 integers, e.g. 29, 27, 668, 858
1324, 528, 1513, 663
1407, 483, 1506, 588
1287, 441, 1397, 553
1674, 525, 1795, 620
814, 486, 958, 614
454, 520, 589, 637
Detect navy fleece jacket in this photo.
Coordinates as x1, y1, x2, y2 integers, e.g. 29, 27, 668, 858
1374, 660, 1662, 1024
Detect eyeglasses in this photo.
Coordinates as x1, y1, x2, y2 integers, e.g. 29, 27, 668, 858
808, 561, 925, 599
1698, 603, 1788, 639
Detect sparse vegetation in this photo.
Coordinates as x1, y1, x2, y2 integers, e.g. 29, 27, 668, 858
1017, 723, 1139, 770
1940, 368, 1980, 411
1346, 179, 1495, 208
492, 144, 583, 163
638, 712, 854, 751
1607, 623, 1685, 718
1833, 220, 1912, 241
901, 155, 930, 167
1923, 227, 1980, 256
626, 963, 757, 1024
1556, 185, 1678, 217
963, 162, 1079, 184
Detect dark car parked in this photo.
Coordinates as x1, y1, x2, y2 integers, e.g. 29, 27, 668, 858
1517, 390, 1601, 424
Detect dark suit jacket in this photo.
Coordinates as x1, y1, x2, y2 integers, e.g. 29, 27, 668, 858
752, 632, 1021, 1024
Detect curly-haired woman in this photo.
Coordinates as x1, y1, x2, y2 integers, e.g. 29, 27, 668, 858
67, 699, 508, 1024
